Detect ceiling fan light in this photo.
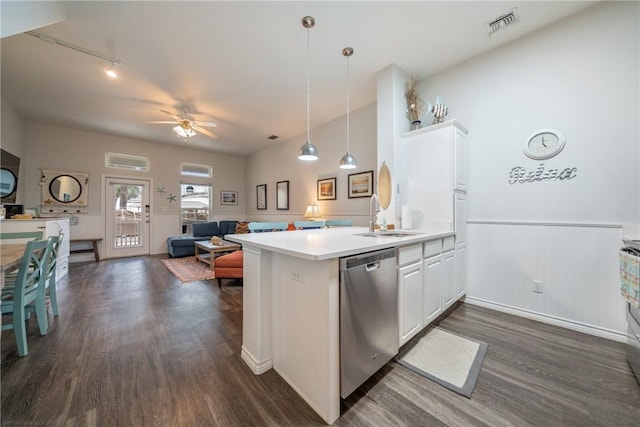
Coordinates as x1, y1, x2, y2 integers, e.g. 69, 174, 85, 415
339, 152, 357, 169
298, 140, 318, 161
173, 125, 196, 138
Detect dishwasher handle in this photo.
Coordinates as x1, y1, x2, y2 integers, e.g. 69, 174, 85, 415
365, 262, 380, 272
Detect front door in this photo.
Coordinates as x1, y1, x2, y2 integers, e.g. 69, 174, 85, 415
104, 177, 151, 259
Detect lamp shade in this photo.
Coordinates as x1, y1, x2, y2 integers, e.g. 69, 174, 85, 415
298, 140, 318, 161
173, 125, 196, 138
339, 152, 357, 169
304, 204, 321, 219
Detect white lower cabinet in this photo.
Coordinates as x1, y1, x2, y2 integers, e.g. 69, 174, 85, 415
398, 236, 466, 347
1, 218, 70, 280
423, 254, 443, 325
443, 250, 456, 309
398, 260, 423, 346
455, 244, 467, 299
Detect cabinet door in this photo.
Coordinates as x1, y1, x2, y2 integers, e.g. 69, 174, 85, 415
455, 244, 467, 299
454, 127, 468, 192
423, 254, 443, 326
443, 250, 456, 309
398, 261, 423, 346
454, 193, 467, 246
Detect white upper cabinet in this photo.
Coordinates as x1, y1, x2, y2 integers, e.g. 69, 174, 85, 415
399, 120, 469, 231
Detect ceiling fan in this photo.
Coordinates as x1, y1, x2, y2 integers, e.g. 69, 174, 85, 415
145, 107, 218, 140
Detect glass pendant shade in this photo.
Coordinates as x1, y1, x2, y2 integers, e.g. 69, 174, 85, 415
173, 125, 196, 138
339, 152, 357, 169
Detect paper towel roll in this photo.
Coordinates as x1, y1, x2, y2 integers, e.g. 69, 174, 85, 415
401, 205, 412, 230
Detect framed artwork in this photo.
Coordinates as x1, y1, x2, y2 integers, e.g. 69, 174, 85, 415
256, 184, 267, 210
220, 190, 238, 205
317, 177, 336, 200
348, 170, 374, 198
276, 180, 289, 210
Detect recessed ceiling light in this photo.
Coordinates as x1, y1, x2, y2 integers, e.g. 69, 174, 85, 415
268, 135, 279, 140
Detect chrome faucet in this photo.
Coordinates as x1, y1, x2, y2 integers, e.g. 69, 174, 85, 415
369, 194, 380, 232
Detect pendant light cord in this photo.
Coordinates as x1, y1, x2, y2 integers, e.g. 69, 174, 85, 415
346, 54, 350, 153
306, 26, 311, 142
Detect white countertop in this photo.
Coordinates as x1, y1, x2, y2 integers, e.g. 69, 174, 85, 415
225, 226, 454, 261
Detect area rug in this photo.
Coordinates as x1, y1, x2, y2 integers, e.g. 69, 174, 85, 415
161, 257, 215, 283
397, 327, 488, 398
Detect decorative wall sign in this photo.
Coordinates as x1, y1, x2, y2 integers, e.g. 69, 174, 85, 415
508, 163, 577, 184
276, 181, 289, 210
256, 184, 267, 210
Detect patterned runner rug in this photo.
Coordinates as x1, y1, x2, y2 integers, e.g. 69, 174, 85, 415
161, 256, 215, 283
397, 327, 488, 398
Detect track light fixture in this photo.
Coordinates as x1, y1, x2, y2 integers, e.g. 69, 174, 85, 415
26, 31, 122, 78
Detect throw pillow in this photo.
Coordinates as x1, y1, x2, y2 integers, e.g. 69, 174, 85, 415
235, 222, 249, 234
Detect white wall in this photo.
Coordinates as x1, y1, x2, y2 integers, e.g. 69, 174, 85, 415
244, 103, 377, 226
415, 2, 639, 338
21, 122, 245, 255
1, 97, 27, 202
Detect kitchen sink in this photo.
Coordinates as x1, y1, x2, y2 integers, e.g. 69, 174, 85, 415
354, 231, 418, 238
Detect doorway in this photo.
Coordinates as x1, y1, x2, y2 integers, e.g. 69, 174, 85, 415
104, 177, 150, 259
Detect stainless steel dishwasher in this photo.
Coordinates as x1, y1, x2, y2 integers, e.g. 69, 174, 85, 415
340, 247, 398, 398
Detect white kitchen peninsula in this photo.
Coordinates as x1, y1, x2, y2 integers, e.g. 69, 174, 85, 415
226, 226, 455, 424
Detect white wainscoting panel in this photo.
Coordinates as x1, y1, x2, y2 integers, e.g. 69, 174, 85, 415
467, 222, 626, 341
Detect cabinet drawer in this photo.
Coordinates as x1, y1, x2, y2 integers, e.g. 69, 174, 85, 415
397, 244, 422, 266
443, 236, 455, 252
423, 239, 442, 259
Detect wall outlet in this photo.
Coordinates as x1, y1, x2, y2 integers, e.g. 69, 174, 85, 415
292, 271, 303, 283
533, 280, 544, 294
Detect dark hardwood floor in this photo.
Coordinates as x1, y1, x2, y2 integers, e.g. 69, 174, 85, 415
2, 255, 639, 426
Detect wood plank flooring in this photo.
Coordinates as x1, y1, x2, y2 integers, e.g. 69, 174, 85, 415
2, 255, 639, 426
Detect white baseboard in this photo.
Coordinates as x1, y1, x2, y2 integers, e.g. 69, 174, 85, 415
465, 297, 627, 343
241, 346, 272, 374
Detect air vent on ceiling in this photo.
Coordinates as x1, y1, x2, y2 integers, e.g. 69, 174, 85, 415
106, 152, 149, 171
487, 8, 520, 34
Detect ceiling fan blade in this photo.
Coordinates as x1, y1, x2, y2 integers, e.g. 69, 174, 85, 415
160, 109, 176, 117
145, 120, 178, 124
194, 121, 217, 128
194, 125, 218, 140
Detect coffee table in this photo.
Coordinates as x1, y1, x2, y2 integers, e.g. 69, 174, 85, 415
194, 240, 241, 269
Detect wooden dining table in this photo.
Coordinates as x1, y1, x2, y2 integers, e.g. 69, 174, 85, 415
1, 242, 27, 289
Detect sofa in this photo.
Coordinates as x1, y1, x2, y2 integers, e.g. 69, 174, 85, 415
167, 220, 239, 258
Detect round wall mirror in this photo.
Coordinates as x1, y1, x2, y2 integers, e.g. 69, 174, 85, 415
0, 168, 17, 198
49, 174, 82, 203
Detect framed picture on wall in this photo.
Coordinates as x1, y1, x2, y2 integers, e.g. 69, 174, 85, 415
256, 184, 267, 210
348, 170, 374, 198
317, 177, 336, 200
220, 190, 238, 205
276, 180, 289, 210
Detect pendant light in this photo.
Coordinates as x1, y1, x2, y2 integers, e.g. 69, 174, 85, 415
298, 16, 319, 161
339, 47, 357, 169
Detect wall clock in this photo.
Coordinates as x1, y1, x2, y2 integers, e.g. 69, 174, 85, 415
523, 129, 565, 160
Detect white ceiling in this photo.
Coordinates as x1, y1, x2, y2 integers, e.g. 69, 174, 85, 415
1, 1, 595, 157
